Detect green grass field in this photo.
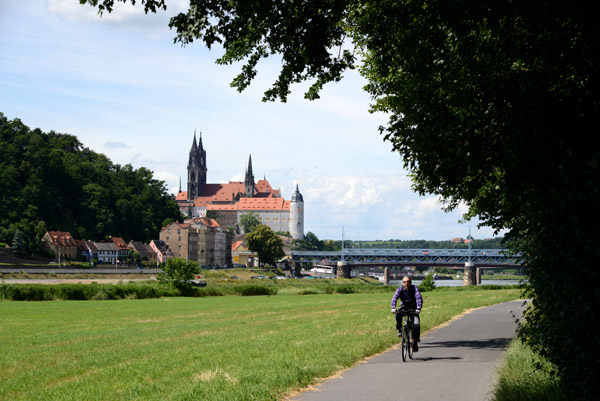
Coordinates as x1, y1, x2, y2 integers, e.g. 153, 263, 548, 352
0, 288, 521, 401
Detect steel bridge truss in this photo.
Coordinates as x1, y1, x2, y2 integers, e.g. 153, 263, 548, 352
291, 248, 522, 267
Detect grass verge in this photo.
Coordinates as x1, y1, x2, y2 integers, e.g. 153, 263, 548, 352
492, 339, 570, 401
0, 288, 521, 401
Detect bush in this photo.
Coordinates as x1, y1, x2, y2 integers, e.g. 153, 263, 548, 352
157, 258, 200, 292
0, 284, 55, 301
193, 287, 225, 297
0, 283, 172, 301
324, 285, 355, 294
418, 275, 437, 292
68, 262, 93, 269
234, 284, 277, 296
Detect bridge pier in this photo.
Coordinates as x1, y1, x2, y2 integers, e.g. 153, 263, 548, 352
337, 261, 351, 279
464, 262, 477, 285
384, 267, 390, 285
292, 261, 301, 278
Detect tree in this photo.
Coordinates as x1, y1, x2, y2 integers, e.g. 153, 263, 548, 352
128, 249, 142, 266
11, 229, 25, 256
239, 211, 260, 234
79, 2, 600, 398
292, 231, 320, 251
157, 257, 200, 293
246, 225, 285, 267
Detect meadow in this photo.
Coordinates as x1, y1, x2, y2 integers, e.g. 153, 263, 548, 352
0, 287, 521, 400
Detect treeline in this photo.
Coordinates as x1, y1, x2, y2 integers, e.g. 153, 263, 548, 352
293, 232, 504, 251
0, 113, 182, 254
352, 237, 505, 249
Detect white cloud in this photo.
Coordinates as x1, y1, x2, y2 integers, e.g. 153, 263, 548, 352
104, 141, 129, 149
47, 0, 188, 38
412, 196, 443, 222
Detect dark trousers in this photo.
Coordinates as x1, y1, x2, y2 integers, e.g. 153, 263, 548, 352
396, 313, 421, 341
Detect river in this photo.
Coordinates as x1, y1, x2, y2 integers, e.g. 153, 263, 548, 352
388, 279, 525, 286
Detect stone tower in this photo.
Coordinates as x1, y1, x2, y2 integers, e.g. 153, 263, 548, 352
290, 183, 304, 240
244, 154, 255, 198
187, 131, 207, 201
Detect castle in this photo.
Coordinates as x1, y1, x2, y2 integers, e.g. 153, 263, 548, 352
175, 132, 305, 240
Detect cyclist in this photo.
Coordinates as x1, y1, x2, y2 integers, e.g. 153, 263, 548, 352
391, 276, 423, 351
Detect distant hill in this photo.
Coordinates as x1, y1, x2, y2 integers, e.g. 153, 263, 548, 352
0, 112, 182, 255
293, 231, 504, 251
350, 238, 505, 249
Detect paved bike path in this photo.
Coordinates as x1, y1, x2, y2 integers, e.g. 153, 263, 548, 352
287, 300, 525, 401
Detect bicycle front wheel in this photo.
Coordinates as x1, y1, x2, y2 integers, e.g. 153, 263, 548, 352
407, 325, 414, 359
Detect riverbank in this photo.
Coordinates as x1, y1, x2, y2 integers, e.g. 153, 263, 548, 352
390, 278, 525, 287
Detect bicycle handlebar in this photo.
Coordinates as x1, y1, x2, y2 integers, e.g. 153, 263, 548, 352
395, 308, 418, 315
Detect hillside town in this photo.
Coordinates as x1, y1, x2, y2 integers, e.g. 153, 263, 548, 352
20, 133, 304, 269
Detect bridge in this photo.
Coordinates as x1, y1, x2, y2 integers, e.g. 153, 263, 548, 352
291, 248, 522, 269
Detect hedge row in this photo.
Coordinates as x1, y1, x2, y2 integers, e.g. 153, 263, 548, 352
0, 282, 277, 301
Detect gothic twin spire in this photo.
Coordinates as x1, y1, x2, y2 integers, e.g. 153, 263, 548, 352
187, 132, 301, 200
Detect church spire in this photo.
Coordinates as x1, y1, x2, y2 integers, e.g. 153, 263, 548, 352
187, 130, 207, 201
245, 154, 255, 198
197, 129, 204, 150
246, 154, 253, 177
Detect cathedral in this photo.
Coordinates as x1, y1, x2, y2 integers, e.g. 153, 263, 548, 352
175, 132, 305, 240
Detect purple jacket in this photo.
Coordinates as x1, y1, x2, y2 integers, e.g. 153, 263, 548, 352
391, 285, 423, 310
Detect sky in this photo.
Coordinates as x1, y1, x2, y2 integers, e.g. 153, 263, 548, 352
0, 0, 505, 242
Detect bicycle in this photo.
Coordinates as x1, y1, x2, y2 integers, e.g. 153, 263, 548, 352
396, 308, 417, 361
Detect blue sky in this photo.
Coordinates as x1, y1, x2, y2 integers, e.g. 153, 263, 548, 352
0, 0, 504, 241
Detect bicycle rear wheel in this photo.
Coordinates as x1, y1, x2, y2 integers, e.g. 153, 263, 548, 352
401, 326, 408, 362
407, 325, 414, 359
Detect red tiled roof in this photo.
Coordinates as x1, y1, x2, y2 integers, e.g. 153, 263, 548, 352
110, 236, 128, 250
238, 197, 290, 211
207, 203, 238, 211
187, 217, 223, 228
193, 198, 210, 207
231, 239, 246, 251
168, 222, 191, 229
47, 231, 76, 247
178, 179, 282, 204
255, 179, 272, 193
202, 182, 245, 199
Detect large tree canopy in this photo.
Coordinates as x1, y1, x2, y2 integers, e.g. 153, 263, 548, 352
0, 113, 182, 252
81, 1, 600, 399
